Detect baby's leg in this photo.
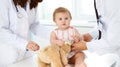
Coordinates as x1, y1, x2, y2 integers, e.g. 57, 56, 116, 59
65, 64, 72, 67
74, 52, 86, 67
68, 51, 86, 67
79, 62, 87, 67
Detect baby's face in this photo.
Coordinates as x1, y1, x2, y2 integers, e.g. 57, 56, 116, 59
55, 12, 71, 30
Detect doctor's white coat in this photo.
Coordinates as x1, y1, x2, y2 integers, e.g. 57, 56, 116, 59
87, 0, 120, 67
0, 0, 50, 66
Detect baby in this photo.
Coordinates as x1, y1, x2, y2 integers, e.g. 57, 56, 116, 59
50, 7, 86, 67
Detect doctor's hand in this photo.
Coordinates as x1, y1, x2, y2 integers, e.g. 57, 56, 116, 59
83, 33, 93, 42
71, 40, 87, 51
26, 41, 40, 51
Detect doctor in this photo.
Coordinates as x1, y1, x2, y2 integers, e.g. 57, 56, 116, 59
0, 0, 50, 67
72, 0, 120, 67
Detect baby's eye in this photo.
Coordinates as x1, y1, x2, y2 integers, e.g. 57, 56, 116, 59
59, 18, 62, 20
65, 17, 68, 20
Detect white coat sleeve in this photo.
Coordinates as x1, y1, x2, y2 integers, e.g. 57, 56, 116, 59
88, 27, 99, 40
87, 0, 120, 55
86, 23, 120, 55
0, 0, 28, 51
86, 23, 118, 55
87, 39, 111, 55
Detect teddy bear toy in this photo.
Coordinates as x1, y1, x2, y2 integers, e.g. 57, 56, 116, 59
37, 41, 72, 67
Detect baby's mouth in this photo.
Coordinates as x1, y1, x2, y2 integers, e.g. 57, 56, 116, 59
62, 24, 66, 25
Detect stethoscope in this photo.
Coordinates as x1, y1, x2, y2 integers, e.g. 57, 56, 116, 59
15, 4, 28, 19
97, 16, 106, 32
15, 5, 23, 18
97, 15, 107, 39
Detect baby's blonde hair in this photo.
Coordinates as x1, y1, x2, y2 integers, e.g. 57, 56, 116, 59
53, 7, 72, 22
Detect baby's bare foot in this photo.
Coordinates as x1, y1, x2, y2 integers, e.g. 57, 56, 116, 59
80, 62, 87, 67
65, 64, 71, 67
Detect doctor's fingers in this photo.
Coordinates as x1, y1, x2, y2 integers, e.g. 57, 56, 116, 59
72, 41, 87, 50
27, 42, 40, 51
33, 44, 40, 51
71, 43, 78, 50
71, 46, 76, 51
31, 44, 40, 51
27, 44, 39, 51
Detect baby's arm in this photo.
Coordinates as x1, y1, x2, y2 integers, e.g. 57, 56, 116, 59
73, 28, 83, 43
50, 31, 64, 46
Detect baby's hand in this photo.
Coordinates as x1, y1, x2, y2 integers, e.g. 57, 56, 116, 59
57, 40, 64, 46
72, 35, 80, 43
